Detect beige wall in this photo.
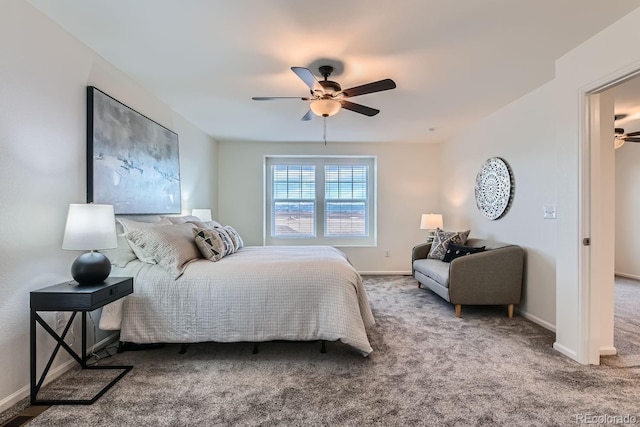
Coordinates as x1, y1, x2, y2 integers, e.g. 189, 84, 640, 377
615, 142, 640, 279
439, 82, 558, 330
217, 140, 441, 273
0, 2, 217, 410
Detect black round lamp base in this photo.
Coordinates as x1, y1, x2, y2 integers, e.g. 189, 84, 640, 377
71, 252, 111, 285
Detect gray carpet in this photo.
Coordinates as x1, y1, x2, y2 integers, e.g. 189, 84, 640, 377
2, 275, 639, 426
601, 276, 640, 368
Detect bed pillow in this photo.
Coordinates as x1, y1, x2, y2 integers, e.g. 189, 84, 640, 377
427, 228, 471, 260
224, 225, 244, 250
193, 228, 229, 261
442, 243, 486, 263
187, 220, 224, 229
125, 223, 200, 279
216, 227, 236, 254
162, 215, 201, 224
100, 233, 137, 267
117, 217, 172, 263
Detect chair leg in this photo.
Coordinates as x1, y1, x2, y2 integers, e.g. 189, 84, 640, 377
455, 304, 462, 318
508, 304, 514, 318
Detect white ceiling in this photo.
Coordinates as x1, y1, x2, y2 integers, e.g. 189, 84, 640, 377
27, 0, 640, 144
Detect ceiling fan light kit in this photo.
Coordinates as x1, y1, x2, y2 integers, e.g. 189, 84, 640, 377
613, 123, 640, 149
252, 64, 396, 121
310, 99, 341, 117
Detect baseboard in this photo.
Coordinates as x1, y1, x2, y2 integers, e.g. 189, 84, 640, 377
0, 357, 75, 413
358, 271, 412, 275
553, 342, 578, 361
0, 332, 119, 413
517, 310, 556, 332
614, 272, 640, 281
600, 346, 617, 356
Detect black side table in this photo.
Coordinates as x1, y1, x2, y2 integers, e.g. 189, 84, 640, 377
30, 276, 134, 405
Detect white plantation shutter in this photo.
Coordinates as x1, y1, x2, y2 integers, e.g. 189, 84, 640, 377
324, 165, 368, 237
271, 164, 316, 236
265, 156, 376, 246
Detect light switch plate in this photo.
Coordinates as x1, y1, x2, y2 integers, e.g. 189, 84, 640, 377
543, 205, 557, 219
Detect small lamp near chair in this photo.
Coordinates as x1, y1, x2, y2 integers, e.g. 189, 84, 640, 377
420, 213, 443, 242
191, 208, 212, 221
62, 204, 117, 285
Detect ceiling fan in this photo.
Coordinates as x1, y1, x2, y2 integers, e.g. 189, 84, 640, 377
613, 114, 640, 149
252, 65, 396, 120
614, 127, 640, 149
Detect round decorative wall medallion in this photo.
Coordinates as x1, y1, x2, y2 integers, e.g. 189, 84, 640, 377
475, 157, 513, 220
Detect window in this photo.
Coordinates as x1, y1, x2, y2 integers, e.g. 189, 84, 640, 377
265, 156, 376, 246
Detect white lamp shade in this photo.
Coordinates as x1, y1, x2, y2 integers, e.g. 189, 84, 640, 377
420, 213, 443, 230
192, 208, 212, 221
310, 99, 341, 117
62, 204, 117, 250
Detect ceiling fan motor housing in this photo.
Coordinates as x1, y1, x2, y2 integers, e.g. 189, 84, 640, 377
314, 65, 342, 96
319, 80, 342, 95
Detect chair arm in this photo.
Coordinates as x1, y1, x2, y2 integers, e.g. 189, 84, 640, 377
448, 245, 524, 305
411, 243, 432, 276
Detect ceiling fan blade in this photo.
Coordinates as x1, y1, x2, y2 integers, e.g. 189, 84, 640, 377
624, 130, 640, 137
252, 96, 309, 101
341, 79, 396, 98
340, 100, 380, 117
301, 110, 314, 121
291, 67, 322, 92
624, 137, 640, 142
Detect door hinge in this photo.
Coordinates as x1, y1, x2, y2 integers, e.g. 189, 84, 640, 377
582, 238, 591, 246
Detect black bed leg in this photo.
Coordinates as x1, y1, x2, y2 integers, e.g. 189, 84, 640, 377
252, 343, 260, 354
178, 344, 190, 354
320, 340, 327, 354
117, 341, 125, 353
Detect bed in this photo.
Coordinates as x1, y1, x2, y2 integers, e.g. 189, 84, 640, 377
99, 218, 375, 356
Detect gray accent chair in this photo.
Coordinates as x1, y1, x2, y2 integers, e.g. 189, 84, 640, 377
412, 238, 524, 318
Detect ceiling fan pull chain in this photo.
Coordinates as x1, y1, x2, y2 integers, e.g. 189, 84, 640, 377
323, 117, 327, 145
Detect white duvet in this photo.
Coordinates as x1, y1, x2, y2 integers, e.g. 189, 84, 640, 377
100, 246, 375, 356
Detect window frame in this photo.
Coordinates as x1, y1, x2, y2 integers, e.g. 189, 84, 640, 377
264, 155, 377, 247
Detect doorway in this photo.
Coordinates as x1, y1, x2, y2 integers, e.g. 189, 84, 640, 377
584, 74, 640, 364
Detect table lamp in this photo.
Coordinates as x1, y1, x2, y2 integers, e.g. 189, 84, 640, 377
420, 213, 443, 242
62, 204, 117, 285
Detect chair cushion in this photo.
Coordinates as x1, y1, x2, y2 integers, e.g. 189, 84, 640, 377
413, 259, 450, 288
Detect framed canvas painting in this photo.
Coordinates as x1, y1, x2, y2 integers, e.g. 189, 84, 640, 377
87, 86, 181, 214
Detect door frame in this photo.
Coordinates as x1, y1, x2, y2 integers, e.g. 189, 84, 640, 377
579, 69, 640, 364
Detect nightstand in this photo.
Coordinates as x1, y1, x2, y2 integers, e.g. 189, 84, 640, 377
30, 276, 133, 405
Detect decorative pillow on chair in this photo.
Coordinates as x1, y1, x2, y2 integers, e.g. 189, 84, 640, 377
427, 228, 471, 260
442, 243, 486, 263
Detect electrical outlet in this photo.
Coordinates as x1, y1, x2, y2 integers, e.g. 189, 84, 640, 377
543, 205, 557, 219
55, 312, 65, 330
385, 250, 390, 258
55, 312, 72, 331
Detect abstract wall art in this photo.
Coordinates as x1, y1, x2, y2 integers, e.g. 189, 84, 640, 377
87, 86, 181, 214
